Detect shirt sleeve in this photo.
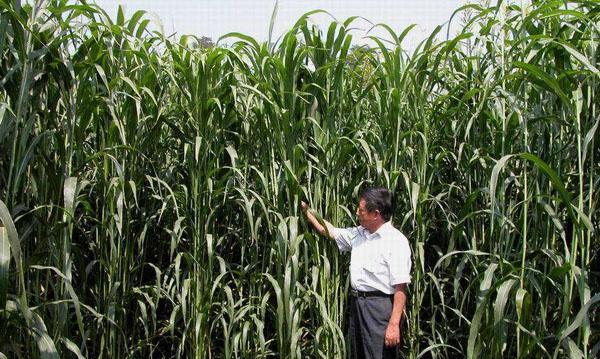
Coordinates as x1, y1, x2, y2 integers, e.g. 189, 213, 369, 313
332, 227, 359, 252
386, 234, 412, 285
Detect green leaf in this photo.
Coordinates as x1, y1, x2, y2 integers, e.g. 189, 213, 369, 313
555, 40, 599, 74
513, 61, 570, 104
0, 226, 9, 309
558, 293, 600, 343
60, 338, 86, 359
467, 263, 498, 358
0, 199, 20, 274
30, 311, 60, 359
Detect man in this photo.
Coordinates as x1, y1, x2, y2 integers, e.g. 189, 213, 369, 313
301, 187, 411, 359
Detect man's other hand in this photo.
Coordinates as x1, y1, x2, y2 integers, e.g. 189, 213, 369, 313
384, 323, 400, 347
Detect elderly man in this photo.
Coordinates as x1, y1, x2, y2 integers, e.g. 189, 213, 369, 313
301, 187, 411, 359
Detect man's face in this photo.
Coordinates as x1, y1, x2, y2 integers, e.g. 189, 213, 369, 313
356, 198, 379, 229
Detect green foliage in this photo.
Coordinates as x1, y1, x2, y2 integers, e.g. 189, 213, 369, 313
0, 0, 598, 358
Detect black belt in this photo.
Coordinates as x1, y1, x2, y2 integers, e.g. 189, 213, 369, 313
350, 289, 393, 298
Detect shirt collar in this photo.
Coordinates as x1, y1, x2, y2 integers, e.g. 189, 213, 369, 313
359, 221, 392, 238
373, 221, 393, 236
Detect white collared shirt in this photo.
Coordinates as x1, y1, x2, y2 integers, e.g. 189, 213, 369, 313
332, 221, 411, 294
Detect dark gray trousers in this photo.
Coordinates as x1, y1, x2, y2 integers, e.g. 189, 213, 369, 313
348, 296, 398, 359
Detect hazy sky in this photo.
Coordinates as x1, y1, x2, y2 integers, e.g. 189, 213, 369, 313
94, 0, 467, 49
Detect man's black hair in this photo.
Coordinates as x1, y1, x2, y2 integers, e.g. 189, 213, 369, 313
360, 187, 393, 221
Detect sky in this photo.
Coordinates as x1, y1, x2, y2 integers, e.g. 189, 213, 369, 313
94, 0, 468, 50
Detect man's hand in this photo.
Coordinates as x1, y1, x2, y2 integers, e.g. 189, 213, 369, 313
384, 322, 401, 347
386, 283, 407, 347
301, 201, 309, 214
300, 201, 335, 239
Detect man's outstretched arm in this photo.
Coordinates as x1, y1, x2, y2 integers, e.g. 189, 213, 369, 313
301, 201, 335, 240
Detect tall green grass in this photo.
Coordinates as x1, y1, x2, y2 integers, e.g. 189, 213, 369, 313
0, 0, 598, 357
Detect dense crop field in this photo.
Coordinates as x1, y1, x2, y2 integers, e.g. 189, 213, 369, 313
0, 0, 598, 357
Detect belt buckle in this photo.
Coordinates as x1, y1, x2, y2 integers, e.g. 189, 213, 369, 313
350, 290, 366, 298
